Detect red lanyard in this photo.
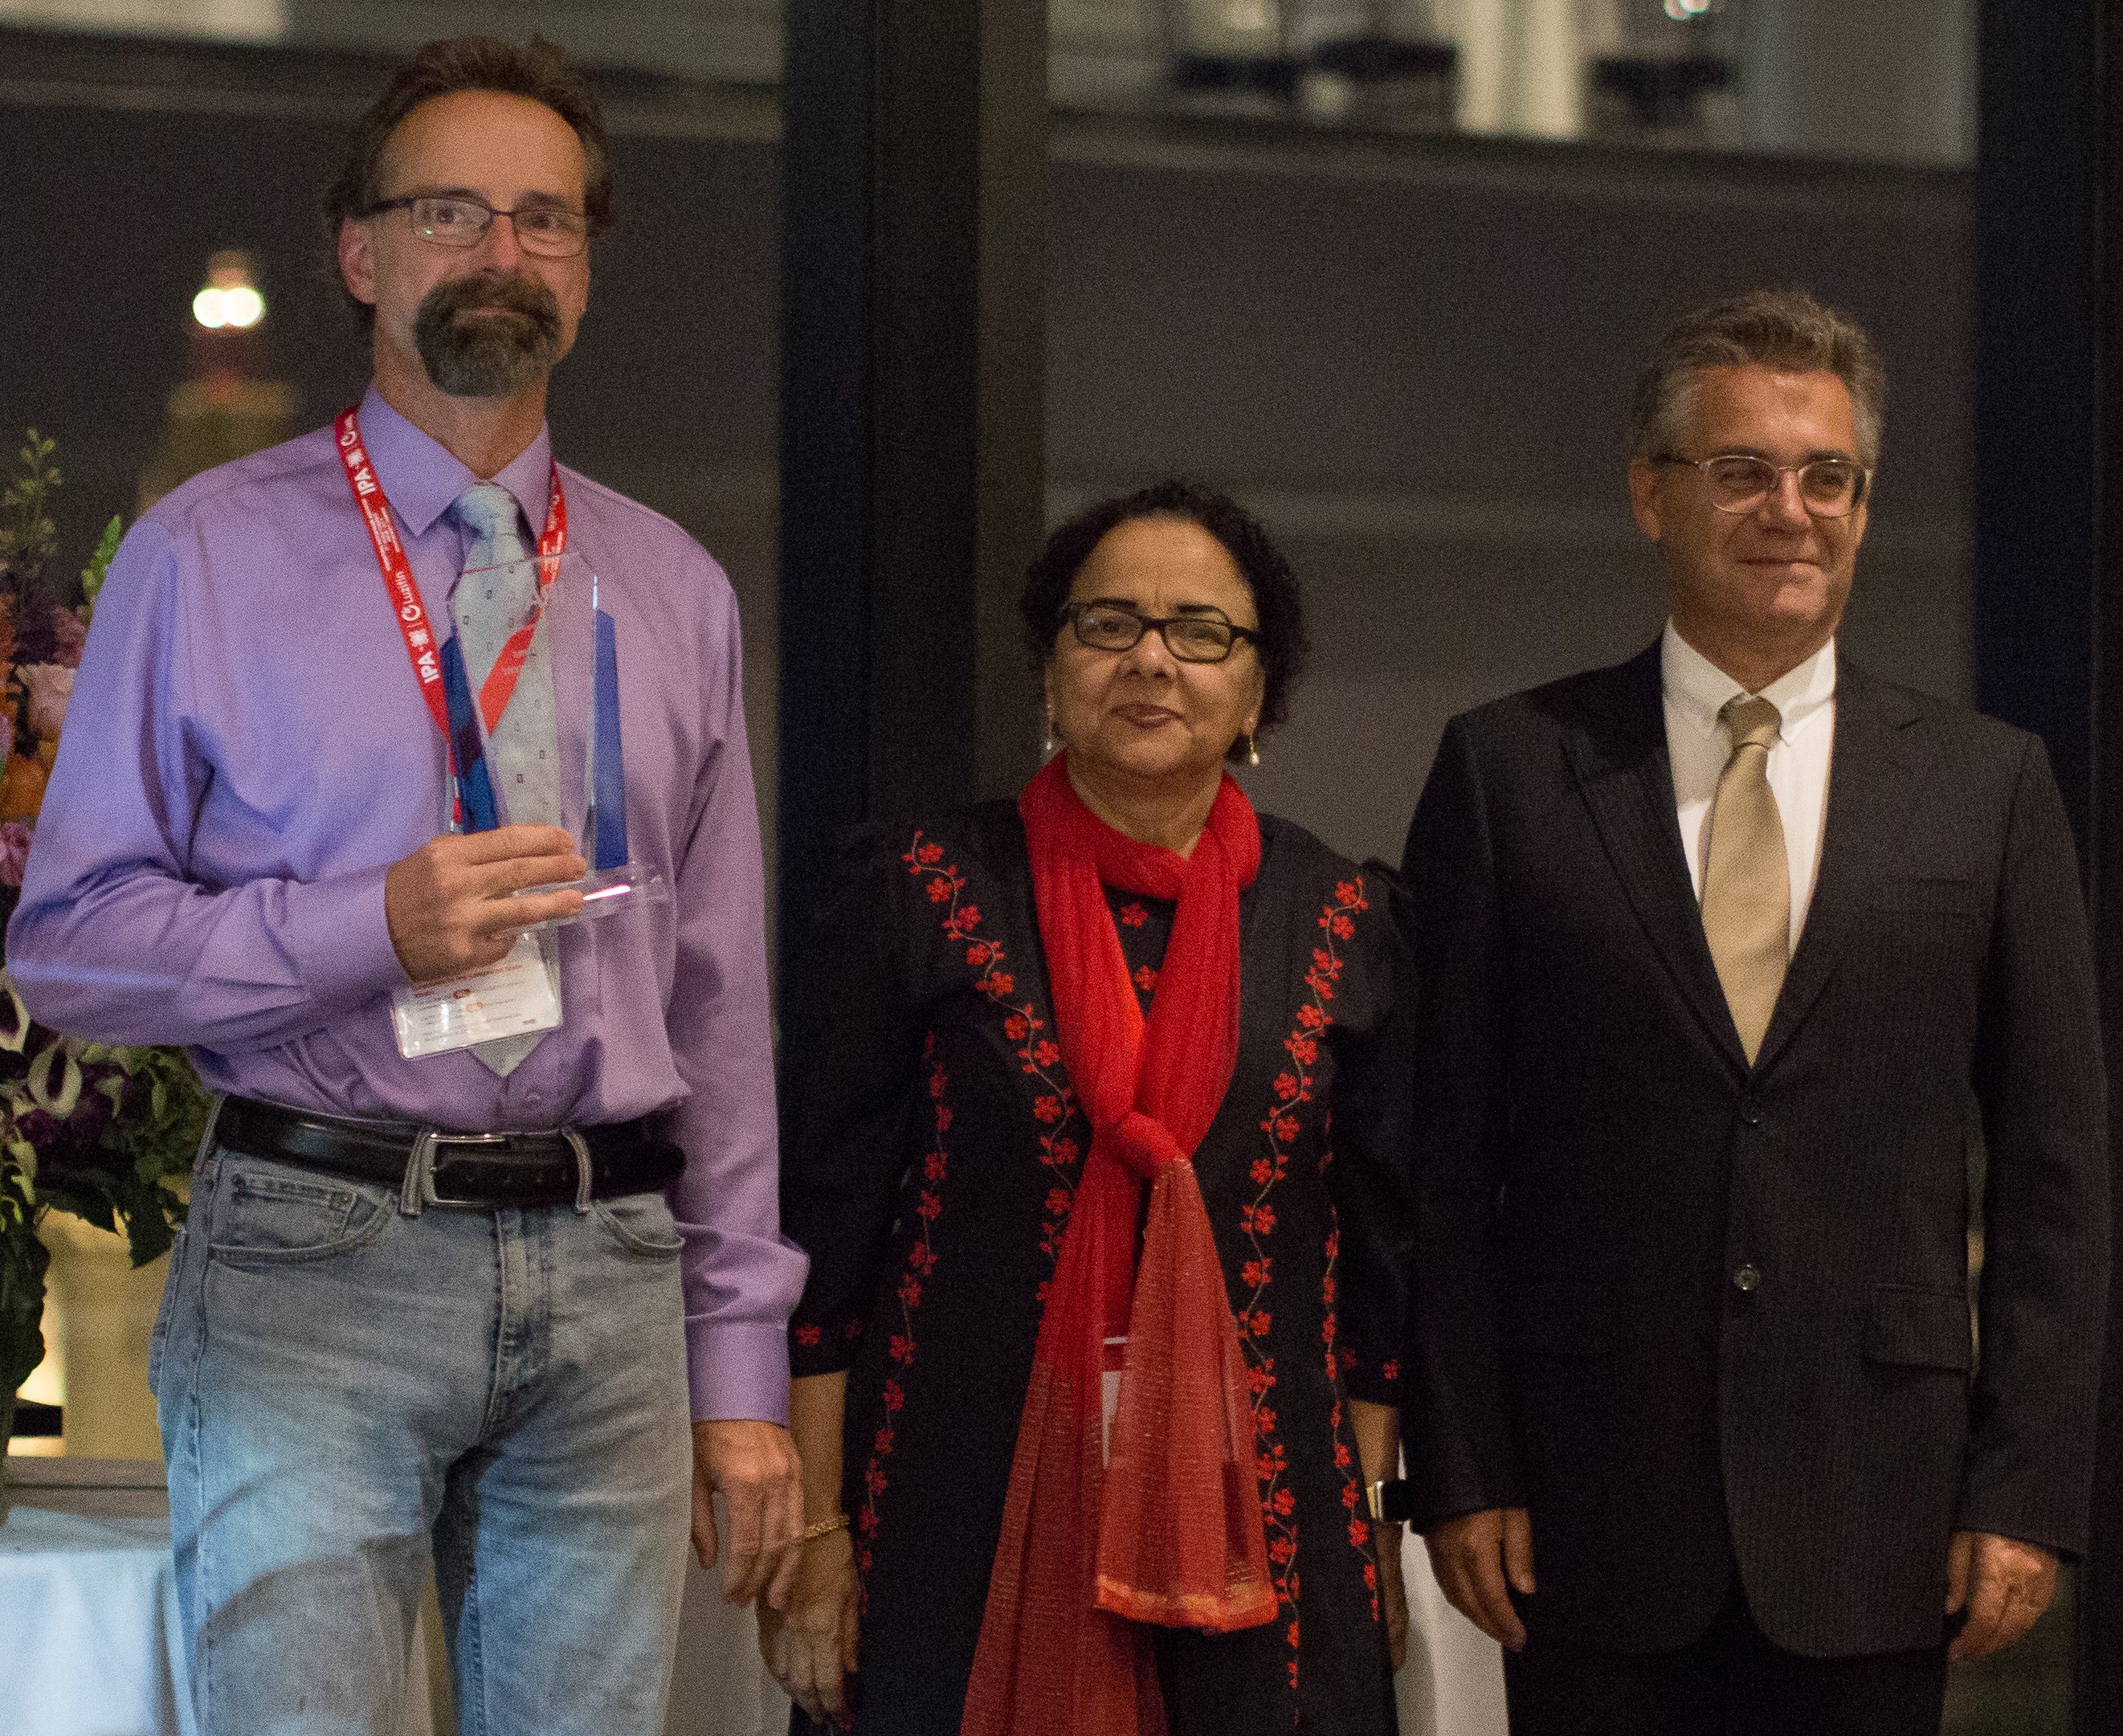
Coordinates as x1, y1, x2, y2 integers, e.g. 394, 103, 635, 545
333, 406, 568, 739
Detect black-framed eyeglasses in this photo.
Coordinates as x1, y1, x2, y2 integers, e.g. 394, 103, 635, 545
1060, 602, 1260, 664
1654, 452, 1872, 518
366, 194, 590, 259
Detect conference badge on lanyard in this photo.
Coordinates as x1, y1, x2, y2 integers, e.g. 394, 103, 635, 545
333, 407, 665, 1060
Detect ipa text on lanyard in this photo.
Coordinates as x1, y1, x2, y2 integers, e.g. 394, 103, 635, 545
336, 405, 564, 836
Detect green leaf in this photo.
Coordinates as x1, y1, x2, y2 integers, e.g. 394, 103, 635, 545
81, 515, 123, 615
49, 1187, 116, 1235
0, 1223, 51, 1396
0, 1037, 202, 1279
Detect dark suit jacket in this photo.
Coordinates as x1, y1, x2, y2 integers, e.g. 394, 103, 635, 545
1398, 642, 2109, 1659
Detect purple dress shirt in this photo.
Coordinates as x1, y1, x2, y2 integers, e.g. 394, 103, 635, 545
7, 388, 806, 1424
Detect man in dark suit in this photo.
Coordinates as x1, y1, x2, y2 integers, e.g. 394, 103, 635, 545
1398, 288, 2109, 1734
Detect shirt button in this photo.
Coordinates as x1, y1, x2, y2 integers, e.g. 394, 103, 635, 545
1738, 1101, 1763, 1127
1733, 1264, 1762, 1293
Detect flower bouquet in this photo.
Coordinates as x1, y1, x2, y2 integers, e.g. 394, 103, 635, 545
0, 431, 210, 1459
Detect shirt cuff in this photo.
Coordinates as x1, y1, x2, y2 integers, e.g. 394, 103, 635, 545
280, 863, 406, 1014
688, 1318, 794, 1425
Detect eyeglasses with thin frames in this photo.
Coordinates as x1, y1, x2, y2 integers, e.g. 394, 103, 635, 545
366, 194, 590, 259
1060, 602, 1260, 664
1653, 453, 1872, 519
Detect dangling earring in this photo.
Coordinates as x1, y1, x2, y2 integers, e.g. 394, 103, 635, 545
1043, 711, 1057, 756
1246, 730, 1260, 768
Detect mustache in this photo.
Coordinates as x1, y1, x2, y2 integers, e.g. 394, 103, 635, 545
425, 272, 560, 324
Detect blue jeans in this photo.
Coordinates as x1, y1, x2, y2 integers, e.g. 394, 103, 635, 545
151, 1142, 693, 1735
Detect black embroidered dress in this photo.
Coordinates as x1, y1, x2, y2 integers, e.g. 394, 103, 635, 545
782, 802, 1414, 1735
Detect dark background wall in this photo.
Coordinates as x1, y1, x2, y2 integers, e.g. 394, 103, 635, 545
1048, 116, 1972, 862
0, 31, 1972, 897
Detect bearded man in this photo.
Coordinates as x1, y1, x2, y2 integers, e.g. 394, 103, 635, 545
8, 36, 805, 1735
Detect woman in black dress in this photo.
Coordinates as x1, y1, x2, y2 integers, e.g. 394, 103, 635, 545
761, 480, 1414, 1734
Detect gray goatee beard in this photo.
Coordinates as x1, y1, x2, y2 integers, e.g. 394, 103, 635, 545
414, 273, 563, 398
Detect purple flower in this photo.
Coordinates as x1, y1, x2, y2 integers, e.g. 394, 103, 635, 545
0, 820, 32, 889
50, 607, 87, 671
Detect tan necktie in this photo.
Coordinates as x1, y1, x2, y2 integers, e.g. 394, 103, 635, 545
1701, 696, 1789, 1064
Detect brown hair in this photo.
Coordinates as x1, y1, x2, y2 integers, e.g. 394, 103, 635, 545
325, 35, 613, 325
1630, 288, 1887, 466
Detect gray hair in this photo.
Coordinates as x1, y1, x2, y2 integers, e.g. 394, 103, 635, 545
1629, 288, 1886, 468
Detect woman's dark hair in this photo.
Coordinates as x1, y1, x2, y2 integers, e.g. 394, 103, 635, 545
1022, 479, 1308, 755
324, 35, 614, 329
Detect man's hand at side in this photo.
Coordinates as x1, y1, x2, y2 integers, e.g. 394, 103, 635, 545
1425, 1506, 1535, 1651
1947, 1530, 2057, 1662
692, 1419, 804, 1608
384, 825, 586, 983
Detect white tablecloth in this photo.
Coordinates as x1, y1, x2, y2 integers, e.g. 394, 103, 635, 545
0, 1459, 433, 1736
0, 1500, 193, 1736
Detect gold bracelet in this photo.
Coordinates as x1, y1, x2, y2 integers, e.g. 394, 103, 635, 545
802, 1513, 851, 1543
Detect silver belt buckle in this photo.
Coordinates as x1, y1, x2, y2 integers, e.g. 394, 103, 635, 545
411, 1127, 595, 1213
415, 1129, 515, 1208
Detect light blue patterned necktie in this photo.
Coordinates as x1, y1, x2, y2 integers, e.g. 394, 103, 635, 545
451, 481, 561, 1076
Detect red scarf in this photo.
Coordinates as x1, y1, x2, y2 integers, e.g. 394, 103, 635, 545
960, 756, 1275, 1736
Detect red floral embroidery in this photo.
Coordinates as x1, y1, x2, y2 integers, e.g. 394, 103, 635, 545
851, 831, 1092, 1609
1314, 879, 1379, 1632
794, 1324, 823, 1348
852, 1038, 949, 1610
1118, 901, 1149, 928
1323, 1223, 1378, 1626
1243, 872, 1369, 1704
1133, 964, 1160, 997
902, 831, 1082, 1283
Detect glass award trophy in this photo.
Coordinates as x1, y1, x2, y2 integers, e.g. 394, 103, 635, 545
445, 549, 670, 932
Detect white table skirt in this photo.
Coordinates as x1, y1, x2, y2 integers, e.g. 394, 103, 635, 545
1, 1458, 433, 1736
1, 1503, 194, 1736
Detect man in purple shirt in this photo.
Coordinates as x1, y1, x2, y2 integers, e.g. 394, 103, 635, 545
9, 36, 806, 1734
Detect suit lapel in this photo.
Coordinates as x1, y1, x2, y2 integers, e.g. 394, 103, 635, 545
1753, 660, 1919, 1072
1566, 643, 1750, 1076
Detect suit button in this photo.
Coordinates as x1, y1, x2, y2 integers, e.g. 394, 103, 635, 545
1738, 1101, 1763, 1127
1732, 1264, 1762, 1293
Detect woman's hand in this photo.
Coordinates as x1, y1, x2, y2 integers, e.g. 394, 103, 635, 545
758, 1526, 859, 1723
1378, 1522, 1410, 1670
1347, 1397, 1409, 1670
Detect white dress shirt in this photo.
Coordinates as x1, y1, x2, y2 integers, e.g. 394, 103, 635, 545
1661, 623, 1836, 954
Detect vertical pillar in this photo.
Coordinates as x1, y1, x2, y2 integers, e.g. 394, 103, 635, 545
778, 2, 1047, 991
1973, 1, 2123, 1728
2089, 6, 2123, 1720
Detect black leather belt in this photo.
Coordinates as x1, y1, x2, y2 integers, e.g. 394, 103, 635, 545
214, 1095, 683, 1208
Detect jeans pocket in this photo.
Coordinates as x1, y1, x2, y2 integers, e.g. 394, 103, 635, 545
592, 1191, 684, 1257
208, 1159, 394, 1265
146, 1227, 187, 1396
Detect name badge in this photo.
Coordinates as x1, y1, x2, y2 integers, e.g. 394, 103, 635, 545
390, 933, 562, 1060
